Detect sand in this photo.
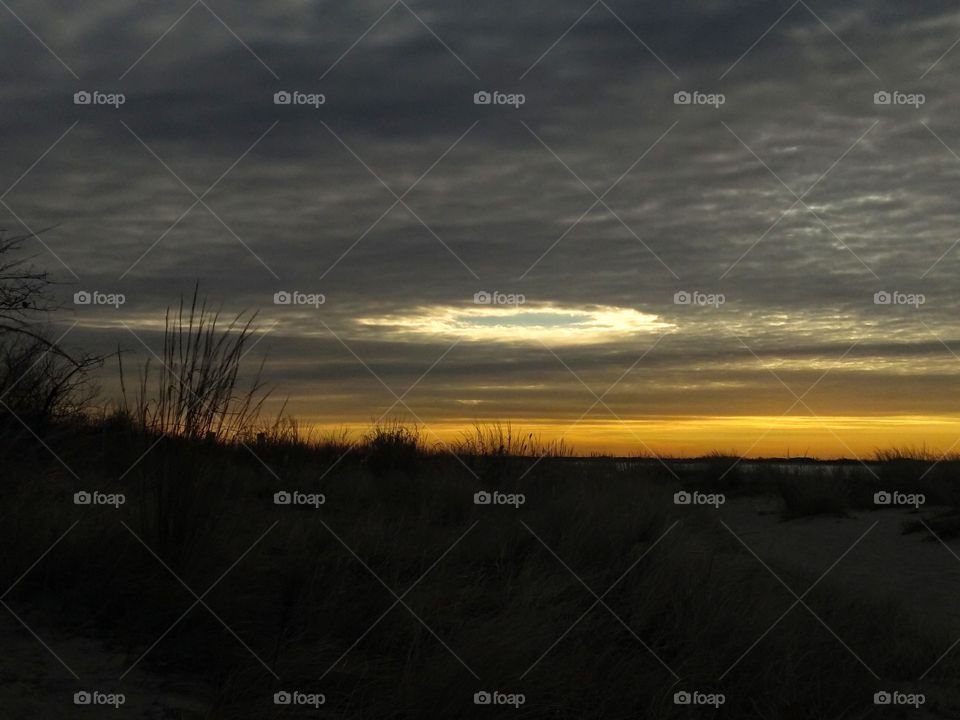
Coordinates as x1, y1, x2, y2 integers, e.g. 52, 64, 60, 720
718, 498, 960, 637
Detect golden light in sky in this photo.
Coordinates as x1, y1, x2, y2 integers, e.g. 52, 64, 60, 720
356, 303, 674, 344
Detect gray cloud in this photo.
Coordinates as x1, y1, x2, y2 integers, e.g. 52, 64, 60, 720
4, 0, 960, 450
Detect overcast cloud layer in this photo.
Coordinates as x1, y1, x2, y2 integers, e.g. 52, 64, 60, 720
3, 0, 960, 453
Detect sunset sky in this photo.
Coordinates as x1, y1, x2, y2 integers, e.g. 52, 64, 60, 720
4, 0, 960, 457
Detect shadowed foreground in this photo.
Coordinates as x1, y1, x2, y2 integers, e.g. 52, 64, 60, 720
2, 420, 959, 718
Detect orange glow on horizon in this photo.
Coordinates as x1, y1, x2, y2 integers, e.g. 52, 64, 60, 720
296, 415, 960, 459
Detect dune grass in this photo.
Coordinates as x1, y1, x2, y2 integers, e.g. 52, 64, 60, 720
119, 286, 268, 442
2, 419, 959, 718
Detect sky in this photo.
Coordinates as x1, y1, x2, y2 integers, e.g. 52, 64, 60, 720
3, 0, 960, 457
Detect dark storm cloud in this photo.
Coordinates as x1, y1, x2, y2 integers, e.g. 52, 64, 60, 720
4, 0, 960, 431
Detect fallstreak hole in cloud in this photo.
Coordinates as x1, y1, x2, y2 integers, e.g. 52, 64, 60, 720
356, 304, 673, 344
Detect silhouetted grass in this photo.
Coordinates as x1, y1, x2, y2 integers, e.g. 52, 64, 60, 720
120, 286, 268, 442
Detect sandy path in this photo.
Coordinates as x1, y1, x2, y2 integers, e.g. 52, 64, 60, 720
0, 613, 212, 718
716, 498, 960, 637
713, 498, 960, 717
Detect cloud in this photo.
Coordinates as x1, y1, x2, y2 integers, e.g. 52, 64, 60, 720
4, 0, 960, 448
356, 302, 673, 344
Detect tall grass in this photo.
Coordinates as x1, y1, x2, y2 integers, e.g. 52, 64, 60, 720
452, 422, 571, 458
112, 289, 273, 558
121, 287, 268, 441
450, 422, 572, 486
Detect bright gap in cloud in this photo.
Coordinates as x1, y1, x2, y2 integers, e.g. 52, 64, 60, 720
356, 303, 673, 344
